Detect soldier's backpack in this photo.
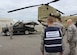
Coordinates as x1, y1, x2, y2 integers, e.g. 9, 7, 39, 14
44, 26, 63, 53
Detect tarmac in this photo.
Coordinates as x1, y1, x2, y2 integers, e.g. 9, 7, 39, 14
0, 32, 77, 55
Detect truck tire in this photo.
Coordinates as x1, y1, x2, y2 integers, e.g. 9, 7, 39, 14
25, 31, 29, 35
1, 32, 5, 36
6, 31, 10, 36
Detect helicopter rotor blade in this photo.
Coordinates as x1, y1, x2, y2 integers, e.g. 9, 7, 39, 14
8, 4, 42, 13
8, 0, 59, 13
56, 9, 64, 14
47, 0, 59, 4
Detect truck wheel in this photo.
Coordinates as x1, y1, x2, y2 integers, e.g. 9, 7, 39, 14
25, 31, 29, 35
1, 32, 5, 36
6, 32, 10, 36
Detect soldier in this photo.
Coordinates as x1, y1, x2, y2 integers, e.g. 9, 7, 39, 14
67, 19, 77, 55
53, 17, 65, 55
9, 23, 13, 39
41, 16, 63, 55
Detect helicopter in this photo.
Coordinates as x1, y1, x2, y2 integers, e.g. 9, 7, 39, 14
8, 0, 77, 27
8, 0, 64, 25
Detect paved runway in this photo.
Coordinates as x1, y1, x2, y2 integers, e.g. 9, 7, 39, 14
0, 33, 77, 55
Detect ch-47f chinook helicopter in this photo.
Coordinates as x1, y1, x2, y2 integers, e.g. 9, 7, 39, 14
8, 0, 64, 26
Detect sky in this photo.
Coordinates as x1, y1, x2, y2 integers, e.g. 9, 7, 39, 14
0, 0, 77, 22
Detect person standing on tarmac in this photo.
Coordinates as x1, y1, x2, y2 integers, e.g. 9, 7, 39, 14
9, 23, 13, 39
40, 16, 63, 55
53, 17, 65, 53
67, 19, 77, 55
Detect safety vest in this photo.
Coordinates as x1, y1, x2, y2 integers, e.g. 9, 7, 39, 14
44, 26, 63, 53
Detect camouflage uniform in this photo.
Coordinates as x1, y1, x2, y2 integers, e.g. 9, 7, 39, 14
40, 24, 65, 55
9, 24, 13, 39
67, 24, 77, 55
53, 22, 65, 36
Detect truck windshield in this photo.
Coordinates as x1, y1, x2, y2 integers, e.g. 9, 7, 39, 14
14, 22, 19, 26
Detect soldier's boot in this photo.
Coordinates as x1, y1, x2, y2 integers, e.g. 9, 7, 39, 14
10, 36, 13, 39
60, 52, 63, 55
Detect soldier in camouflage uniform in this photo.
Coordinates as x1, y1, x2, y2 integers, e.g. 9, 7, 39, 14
53, 17, 65, 55
9, 23, 13, 39
67, 19, 77, 55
